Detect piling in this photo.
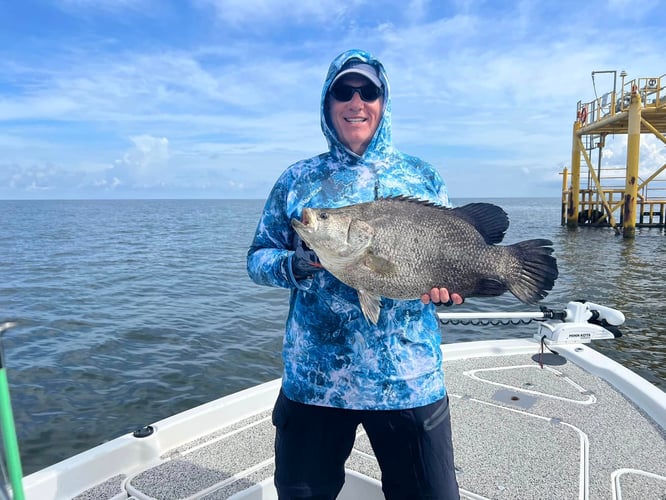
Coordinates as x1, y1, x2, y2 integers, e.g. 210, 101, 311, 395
623, 87, 642, 238
567, 123, 581, 228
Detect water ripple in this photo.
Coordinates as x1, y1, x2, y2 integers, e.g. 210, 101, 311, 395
1, 198, 664, 475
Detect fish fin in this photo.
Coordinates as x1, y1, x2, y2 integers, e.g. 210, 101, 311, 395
358, 290, 382, 325
474, 278, 508, 297
450, 203, 509, 244
378, 195, 445, 206
379, 198, 509, 244
506, 239, 559, 304
363, 252, 396, 275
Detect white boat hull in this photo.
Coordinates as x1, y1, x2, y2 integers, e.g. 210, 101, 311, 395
23, 339, 666, 500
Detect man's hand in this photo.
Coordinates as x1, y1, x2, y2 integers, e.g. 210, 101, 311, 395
420, 288, 464, 307
291, 240, 323, 280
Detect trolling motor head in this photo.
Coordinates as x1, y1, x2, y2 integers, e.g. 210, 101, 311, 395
536, 301, 625, 345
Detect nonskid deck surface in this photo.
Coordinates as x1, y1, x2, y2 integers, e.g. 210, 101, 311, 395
74, 351, 666, 500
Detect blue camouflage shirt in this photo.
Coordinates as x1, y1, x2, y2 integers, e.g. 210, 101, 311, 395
247, 49, 451, 410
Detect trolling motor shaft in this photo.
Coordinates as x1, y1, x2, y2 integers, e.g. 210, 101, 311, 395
438, 300, 625, 346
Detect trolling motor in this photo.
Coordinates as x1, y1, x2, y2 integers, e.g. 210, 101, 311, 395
535, 300, 624, 346
438, 300, 625, 346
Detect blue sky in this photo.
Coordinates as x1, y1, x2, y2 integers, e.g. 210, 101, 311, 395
1, 0, 664, 200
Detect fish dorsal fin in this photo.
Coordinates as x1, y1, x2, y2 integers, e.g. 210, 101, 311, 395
357, 289, 382, 325
450, 203, 509, 244
378, 196, 509, 245
379, 195, 446, 208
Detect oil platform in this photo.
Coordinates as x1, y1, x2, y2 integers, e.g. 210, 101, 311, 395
562, 70, 666, 237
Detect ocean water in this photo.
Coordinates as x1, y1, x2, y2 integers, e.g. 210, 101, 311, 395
0, 198, 664, 476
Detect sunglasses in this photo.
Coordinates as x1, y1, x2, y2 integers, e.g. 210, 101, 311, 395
330, 82, 382, 102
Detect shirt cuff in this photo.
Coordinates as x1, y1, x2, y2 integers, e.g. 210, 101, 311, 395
287, 253, 313, 291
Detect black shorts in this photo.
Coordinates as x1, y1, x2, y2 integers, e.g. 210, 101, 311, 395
272, 390, 460, 500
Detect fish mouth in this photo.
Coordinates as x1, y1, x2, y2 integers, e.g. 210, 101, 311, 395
301, 208, 312, 226
291, 208, 316, 234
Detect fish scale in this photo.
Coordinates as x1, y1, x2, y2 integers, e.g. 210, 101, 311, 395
292, 197, 558, 324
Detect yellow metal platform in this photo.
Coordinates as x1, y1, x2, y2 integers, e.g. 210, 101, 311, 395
563, 73, 666, 236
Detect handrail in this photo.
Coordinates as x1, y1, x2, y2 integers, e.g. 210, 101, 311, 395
577, 73, 666, 125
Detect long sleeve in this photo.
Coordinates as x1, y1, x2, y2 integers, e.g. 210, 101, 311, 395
247, 176, 293, 287
247, 172, 314, 291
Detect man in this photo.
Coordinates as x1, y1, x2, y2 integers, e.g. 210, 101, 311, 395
247, 49, 462, 499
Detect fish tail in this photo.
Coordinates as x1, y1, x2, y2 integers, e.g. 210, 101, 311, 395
506, 239, 559, 304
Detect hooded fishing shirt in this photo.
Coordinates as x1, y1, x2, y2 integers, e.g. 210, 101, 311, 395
247, 49, 451, 410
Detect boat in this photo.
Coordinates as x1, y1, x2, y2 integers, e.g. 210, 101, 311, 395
16, 301, 666, 499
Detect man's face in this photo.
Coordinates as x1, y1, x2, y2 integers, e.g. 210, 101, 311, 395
328, 75, 383, 155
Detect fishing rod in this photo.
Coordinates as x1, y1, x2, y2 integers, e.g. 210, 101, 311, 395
0, 322, 24, 500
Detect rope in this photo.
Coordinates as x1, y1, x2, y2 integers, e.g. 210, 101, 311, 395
539, 335, 560, 369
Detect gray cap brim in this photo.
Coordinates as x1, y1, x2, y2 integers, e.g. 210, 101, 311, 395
331, 63, 382, 88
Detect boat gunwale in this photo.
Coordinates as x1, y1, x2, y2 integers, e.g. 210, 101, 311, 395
23, 339, 666, 500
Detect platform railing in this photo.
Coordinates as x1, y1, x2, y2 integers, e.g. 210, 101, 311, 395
577, 74, 666, 125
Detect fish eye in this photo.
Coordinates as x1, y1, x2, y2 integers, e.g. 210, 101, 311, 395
319, 212, 329, 220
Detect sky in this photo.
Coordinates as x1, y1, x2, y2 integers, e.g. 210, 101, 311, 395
1, 0, 665, 200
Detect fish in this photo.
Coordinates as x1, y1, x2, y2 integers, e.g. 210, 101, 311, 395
291, 196, 559, 324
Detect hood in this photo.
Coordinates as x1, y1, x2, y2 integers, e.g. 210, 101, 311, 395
321, 49, 392, 161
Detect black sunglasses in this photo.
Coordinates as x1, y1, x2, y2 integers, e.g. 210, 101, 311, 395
330, 82, 382, 102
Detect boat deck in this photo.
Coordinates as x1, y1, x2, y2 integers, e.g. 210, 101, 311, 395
43, 342, 666, 499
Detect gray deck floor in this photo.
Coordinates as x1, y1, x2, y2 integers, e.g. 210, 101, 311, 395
75, 351, 666, 499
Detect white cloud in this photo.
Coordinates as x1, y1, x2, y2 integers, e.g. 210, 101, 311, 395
0, 95, 79, 121
195, 0, 364, 26
94, 177, 121, 189
113, 135, 170, 184
607, 0, 662, 19
1, 0, 664, 199
603, 135, 666, 181
55, 0, 155, 15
